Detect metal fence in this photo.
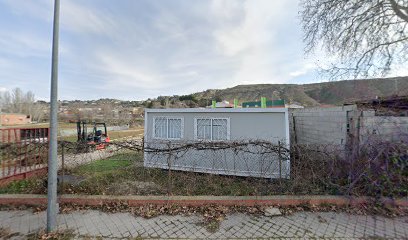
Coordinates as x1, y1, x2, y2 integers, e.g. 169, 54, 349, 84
0, 128, 49, 185
0, 135, 406, 198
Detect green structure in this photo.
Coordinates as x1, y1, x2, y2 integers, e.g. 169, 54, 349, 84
261, 97, 267, 108
242, 99, 285, 108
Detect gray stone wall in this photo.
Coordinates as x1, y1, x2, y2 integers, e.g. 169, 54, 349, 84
360, 116, 408, 143
289, 106, 356, 148
290, 105, 408, 151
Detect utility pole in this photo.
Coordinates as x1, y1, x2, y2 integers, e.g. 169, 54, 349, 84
47, 0, 60, 232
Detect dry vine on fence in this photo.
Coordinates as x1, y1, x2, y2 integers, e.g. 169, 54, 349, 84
0, 137, 406, 198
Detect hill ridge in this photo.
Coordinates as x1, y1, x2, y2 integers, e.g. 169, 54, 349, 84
190, 76, 408, 107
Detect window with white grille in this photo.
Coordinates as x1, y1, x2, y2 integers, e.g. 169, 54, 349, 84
153, 117, 183, 139
194, 118, 230, 141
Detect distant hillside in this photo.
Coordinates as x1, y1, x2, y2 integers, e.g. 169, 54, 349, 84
55, 76, 408, 110
190, 76, 408, 107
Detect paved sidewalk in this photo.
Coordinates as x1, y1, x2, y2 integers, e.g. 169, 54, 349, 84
1, 210, 407, 239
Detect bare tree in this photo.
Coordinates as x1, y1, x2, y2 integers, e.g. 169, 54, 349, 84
69, 102, 84, 121
0, 88, 46, 122
11, 88, 23, 113
0, 91, 11, 111
301, 0, 408, 79
101, 103, 114, 119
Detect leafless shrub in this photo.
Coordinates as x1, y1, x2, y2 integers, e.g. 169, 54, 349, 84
1, 137, 406, 198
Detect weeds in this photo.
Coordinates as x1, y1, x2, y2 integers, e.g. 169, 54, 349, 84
0, 178, 44, 194
0, 137, 406, 198
0, 227, 21, 239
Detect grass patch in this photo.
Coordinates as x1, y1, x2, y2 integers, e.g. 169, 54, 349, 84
0, 151, 299, 196
108, 129, 144, 140
73, 155, 132, 175
60, 128, 144, 142
61, 152, 294, 196
59, 135, 77, 142
0, 151, 326, 196
0, 179, 44, 194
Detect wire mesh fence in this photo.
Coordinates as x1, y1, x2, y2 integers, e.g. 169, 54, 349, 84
0, 128, 49, 183
0, 136, 406, 198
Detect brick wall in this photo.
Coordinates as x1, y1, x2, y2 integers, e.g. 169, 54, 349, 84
0, 114, 31, 126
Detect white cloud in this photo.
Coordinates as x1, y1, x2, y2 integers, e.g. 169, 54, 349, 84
2, 0, 311, 100
60, 1, 117, 35
2, 0, 117, 36
391, 65, 408, 77
211, 0, 302, 86
289, 63, 317, 77
212, 0, 274, 57
2, 0, 52, 21
152, 5, 187, 42
0, 31, 51, 58
97, 53, 163, 88
6, 0, 405, 101
95, 0, 310, 97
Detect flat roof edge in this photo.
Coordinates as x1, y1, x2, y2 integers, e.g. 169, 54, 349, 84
145, 108, 288, 113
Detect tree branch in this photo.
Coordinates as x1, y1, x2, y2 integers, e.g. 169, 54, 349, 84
389, 0, 408, 22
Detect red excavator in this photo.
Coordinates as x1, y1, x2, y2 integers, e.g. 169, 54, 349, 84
77, 121, 110, 150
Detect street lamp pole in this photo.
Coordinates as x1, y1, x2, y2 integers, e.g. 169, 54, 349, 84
47, 0, 60, 232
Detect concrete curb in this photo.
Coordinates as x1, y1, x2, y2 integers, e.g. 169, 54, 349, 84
0, 194, 407, 207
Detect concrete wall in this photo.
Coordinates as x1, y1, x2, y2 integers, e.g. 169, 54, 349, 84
360, 116, 408, 143
290, 106, 356, 148
290, 105, 408, 151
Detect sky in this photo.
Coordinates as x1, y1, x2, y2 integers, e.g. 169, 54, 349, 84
0, 0, 389, 101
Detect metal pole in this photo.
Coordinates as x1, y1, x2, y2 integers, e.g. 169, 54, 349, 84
61, 141, 65, 196
47, 0, 60, 232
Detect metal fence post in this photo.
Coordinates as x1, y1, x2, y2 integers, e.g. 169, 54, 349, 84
47, 0, 60, 233
167, 141, 173, 195
61, 141, 65, 196
278, 141, 282, 179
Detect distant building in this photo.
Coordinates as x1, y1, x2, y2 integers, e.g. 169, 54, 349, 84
0, 113, 31, 126
345, 95, 408, 116
242, 99, 285, 108
285, 103, 304, 109
206, 100, 234, 108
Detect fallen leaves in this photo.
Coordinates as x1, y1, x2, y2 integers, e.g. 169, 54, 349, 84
27, 229, 76, 240
1, 200, 407, 234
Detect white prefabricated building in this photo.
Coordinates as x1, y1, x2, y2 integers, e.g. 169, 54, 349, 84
143, 108, 290, 178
